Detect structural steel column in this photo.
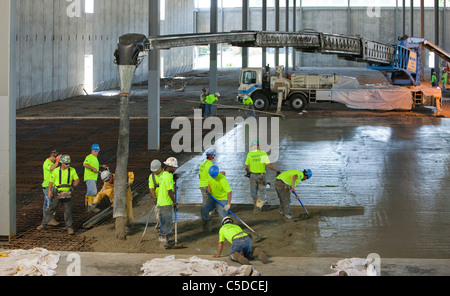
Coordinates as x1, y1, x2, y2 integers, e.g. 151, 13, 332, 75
210, 0, 218, 94
275, 0, 280, 66
262, 0, 267, 67
285, 0, 289, 69
149, 0, 160, 150
242, 0, 249, 68
434, 0, 439, 81
0, 0, 16, 239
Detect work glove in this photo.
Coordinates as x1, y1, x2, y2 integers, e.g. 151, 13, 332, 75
245, 172, 251, 178
276, 171, 282, 176
173, 203, 178, 211
224, 204, 231, 212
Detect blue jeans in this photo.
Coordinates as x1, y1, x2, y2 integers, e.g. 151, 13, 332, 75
229, 236, 252, 259
42, 187, 50, 212
201, 193, 228, 222
85, 180, 98, 196
158, 205, 173, 238
204, 104, 213, 117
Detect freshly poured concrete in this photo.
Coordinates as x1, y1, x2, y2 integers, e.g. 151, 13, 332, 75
174, 117, 450, 259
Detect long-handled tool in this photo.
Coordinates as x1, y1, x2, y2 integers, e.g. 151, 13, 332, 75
209, 194, 264, 243
138, 204, 156, 244
166, 181, 187, 249
293, 191, 310, 217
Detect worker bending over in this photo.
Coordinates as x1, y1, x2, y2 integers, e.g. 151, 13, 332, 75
201, 165, 232, 231
213, 216, 268, 265
275, 169, 312, 221
90, 169, 135, 224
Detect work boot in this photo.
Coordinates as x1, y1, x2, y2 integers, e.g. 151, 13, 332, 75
48, 217, 60, 226
87, 206, 101, 214
67, 228, 74, 235
253, 247, 269, 264
231, 252, 250, 265
36, 224, 45, 231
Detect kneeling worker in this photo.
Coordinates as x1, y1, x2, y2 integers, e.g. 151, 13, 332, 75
90, 169, 135, 224
213, 216, 268, 265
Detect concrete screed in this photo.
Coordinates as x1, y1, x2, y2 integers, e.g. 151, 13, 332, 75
15, 68, 450, 276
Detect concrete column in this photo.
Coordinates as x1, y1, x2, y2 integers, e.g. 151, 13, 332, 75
275, 0, 279, 67
0, 0, 16, 239
210, 0, 218, 94
148, 0, 160, 150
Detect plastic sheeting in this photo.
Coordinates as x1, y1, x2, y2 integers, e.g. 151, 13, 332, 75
0, 248, 60, 276
331, 81, 414, 111
327, 258, 378, 276
141, 255, 260, 276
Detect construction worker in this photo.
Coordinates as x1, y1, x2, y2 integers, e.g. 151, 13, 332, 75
149, 159, 164, 229
42, 149, 62, 226
242, 95, 256, 118
157, 157, 178, 244
442, 71, 447, 93
431, 71, 437, 87
245, 140, 281, 212
204, 92, 220, 118
213, 216, 268, 265
37, 155, 80, 235
201, 165, 232, 231
275, 169, 312, 221
199, 150, 215, 204
83, 144, 107, 212
90, 169, 135, 224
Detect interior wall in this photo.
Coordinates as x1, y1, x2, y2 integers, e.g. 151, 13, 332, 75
15, 0, 149, 109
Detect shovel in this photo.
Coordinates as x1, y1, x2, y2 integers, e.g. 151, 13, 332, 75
209, 194, 264, 243
293, 191, 310, 217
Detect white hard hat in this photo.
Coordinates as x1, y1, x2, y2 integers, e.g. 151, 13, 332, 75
150, 160, 162, 172
164, 157, 179, 168
215, 92, 221, 97
101, 170, 111, 182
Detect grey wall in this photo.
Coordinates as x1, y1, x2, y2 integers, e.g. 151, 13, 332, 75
14, 2, 449, 110
15, 0, 149, 109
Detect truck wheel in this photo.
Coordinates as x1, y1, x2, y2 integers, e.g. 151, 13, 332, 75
252, 93, 270, 111
289, 94, 308, 112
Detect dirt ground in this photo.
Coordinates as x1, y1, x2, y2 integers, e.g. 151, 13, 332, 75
15, 67, 450, 260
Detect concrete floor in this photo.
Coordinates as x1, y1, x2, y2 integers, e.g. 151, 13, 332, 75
12, 68, 450, 276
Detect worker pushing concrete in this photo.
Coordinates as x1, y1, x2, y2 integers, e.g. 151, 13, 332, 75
242, 95, 256, 118
245, 140, 281, 212
37, 155, 80, 235
41, 149, 62, 226
83, 144, 107, 212
90, 168, 135, 224
275, 169, 312, 221
201, 165, 232, 231
213, 216, 268, 265
156, 157, 179, 245
200, 87, 209, 115
204, 92, 220, 118
149, 159, 164, 229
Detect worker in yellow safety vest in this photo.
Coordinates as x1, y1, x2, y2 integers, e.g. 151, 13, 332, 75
442, 71, 447, 93
149, 159, 164, 229
204, 92, 220, 117
275, 169, 312, 221
38, 155, 80, 235
242, 95, 256, 118
212, 216, 268, 265
83, 144, 107, 212
245, 140, 281, 212
42, 149, 62, 226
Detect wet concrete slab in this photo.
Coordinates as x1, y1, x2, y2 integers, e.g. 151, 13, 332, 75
174, 117, 450, 259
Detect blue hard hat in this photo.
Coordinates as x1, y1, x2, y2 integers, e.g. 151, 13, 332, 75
304, 169, 312, 179
206, 150, 216, 156
209, 165, 220, 178
91, 144, 100, 151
